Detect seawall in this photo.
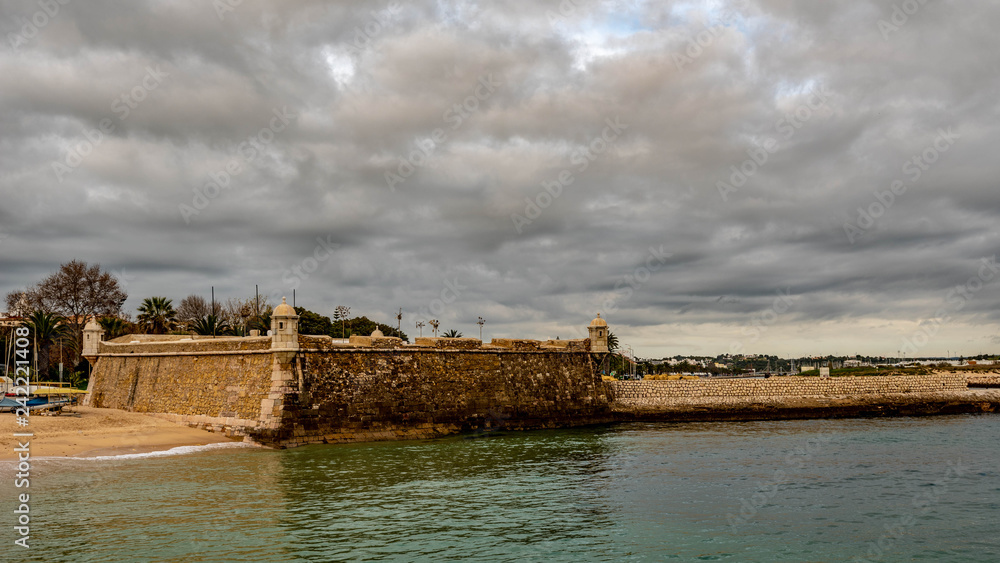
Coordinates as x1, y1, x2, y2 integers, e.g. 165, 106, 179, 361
250, 345, 611, 447
607, 374, 1000, 421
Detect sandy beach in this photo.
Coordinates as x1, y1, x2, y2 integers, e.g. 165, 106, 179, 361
0, 406, 237, 460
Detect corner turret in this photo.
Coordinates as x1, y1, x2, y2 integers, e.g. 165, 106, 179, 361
588, 313, 608, 353
271, 297, 299, 352
82, 317, 104, 363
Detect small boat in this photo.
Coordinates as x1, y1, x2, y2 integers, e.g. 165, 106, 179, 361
0, 396, 21, 412
1, 387, 86, 412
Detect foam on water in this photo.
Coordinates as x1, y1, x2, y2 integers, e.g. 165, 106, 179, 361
0, 440, 260, 467
62, 440, 261, 461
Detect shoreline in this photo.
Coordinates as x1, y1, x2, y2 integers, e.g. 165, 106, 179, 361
609, 388, 1000, 422
2, 384, 997, 459
0, 406, 237, 461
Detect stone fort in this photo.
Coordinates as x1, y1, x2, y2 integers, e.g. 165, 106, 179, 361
82, 301, 986, 448
83, 301, 616, 447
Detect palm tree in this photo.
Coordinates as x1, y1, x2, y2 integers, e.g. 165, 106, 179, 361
23, 310, 72, 378
98, 316, 131, 340
191, 314, 232, 336
442, 329, 463, 338
136, 297, 177, 334
607, 330, 619, 352
334, 305, 350, 338
249, 309, 272, 334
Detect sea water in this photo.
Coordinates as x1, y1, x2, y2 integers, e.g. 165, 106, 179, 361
2, 415, 999, 562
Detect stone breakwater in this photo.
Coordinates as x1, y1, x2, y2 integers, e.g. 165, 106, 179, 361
967, 374, 1000, 387
610, 374, 964, 400
607, 374, 1000, 421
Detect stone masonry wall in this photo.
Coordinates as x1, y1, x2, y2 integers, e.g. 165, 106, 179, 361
258, 349, 610, 447
88, 349, 273, 434
610, 374, 966, 401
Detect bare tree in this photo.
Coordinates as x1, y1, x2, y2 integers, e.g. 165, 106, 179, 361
176, 295, 210, 327
222, 297, 255, 335
7, 260, 127, 360
3, 291, 31, 317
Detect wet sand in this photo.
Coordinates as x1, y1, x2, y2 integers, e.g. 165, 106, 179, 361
0, 406, 236, 460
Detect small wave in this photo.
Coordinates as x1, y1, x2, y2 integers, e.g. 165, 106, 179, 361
48, 441, 260, 462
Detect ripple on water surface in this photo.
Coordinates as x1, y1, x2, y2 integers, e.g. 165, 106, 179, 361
2, 415, 998, 562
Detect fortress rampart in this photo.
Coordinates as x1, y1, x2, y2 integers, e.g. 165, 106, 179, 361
81, 309, 997, 447
85, 331, 611, 447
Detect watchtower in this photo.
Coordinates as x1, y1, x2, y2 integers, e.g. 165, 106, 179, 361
589, 313, 608, 353
271, 297, 299, 352
82, 317, 104, 364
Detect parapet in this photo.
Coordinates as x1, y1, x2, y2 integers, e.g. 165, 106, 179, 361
490, 338, 590, 352
414, 337, 483, 350
542, 339, 591, 352
349, 335, 405, 349
489, 338, 541, 351
98, 335, 272, 354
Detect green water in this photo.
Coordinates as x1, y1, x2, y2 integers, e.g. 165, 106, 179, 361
3, 415, 1000, 562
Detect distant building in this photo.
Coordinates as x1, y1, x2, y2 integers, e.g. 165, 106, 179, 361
0, 314, 24, 328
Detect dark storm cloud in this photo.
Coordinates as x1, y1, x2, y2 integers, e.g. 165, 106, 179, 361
1, 0, 998, 356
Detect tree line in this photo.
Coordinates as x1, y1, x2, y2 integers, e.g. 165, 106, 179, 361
2, 260, 420, 384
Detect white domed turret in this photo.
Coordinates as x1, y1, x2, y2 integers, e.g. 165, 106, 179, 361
371, 328, 384, 338
588, 313, 608, 353
271, 297, 299, 351
273, 296, 296, 317
82, 317, 104, 361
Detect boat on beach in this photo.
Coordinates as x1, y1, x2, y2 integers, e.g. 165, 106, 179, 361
0, 385, 87, 413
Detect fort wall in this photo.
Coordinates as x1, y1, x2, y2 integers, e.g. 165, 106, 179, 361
88, 348, 273, 431
250, 347, 609, 446
87, 335, 610, 444
85, 328, 994, 447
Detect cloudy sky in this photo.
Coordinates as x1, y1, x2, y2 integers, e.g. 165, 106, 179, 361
2, 0, 998, 358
